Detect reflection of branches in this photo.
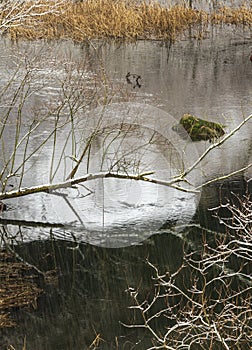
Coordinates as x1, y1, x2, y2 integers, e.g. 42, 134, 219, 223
1, 226, 45, 277
123, 193, 252, 349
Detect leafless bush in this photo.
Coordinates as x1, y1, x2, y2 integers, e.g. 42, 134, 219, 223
0, 46, 103, 194
124, 192, 252, 349
0, 0, 63, 35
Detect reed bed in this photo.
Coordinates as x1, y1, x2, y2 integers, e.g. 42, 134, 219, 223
211, 5, 252, 26
0, 0, 251, 42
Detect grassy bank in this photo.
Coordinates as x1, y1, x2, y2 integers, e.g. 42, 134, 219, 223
0, 0, 251, 42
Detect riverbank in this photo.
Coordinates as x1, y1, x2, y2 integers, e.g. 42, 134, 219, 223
0, 0, 251, 42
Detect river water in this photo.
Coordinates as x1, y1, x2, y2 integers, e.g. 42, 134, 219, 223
0, 26, 251, 349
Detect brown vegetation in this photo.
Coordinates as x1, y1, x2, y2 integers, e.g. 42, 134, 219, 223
211, 5, 252, 26
0, 250, 42, 329
0, 0, 251, 42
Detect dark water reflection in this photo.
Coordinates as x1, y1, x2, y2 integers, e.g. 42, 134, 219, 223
1, 177, 250, 349
0, 29, 251, 349
1, 232, 185, 349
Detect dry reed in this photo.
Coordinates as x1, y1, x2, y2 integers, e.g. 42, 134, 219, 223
0, 0, 251, 42
210, 5, 252, 26
0, 250, 42, 329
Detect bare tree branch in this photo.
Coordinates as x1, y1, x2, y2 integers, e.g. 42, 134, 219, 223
124, 193, 252, 348
177, 114, 252, 181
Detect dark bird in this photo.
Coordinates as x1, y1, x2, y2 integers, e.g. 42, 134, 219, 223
126, 72, 141, 88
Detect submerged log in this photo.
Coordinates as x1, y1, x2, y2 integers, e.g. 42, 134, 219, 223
172, 114, 225, 142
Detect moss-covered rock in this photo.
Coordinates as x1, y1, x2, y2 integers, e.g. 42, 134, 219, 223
172, 114, 225, 142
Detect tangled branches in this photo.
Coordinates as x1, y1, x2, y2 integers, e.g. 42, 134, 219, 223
124, 193, 252, 349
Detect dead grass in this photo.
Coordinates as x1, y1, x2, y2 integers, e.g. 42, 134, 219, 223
0, 250, 42, 329
211, 5, 252, 26
1, 0, 251, 42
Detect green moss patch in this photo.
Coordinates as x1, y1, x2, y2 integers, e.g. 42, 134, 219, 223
172, 114, 225, 142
